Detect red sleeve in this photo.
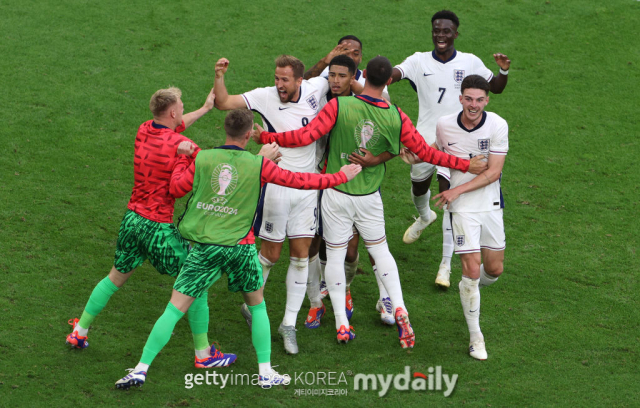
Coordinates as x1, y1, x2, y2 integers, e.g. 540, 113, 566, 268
397, 108, 470, 173
259, 98, 339, 147
170, 156, 196, 198
175, 121, 186, 133
260, 158, 347, 189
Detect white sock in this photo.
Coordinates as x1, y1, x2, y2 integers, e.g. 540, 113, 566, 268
373, 265, 389, 300
76, 325, 89, 337
307, 254, 322, 308
367, 242, 405, 312
134, 362, 149, 373
344, 253, 359, 287
441, 210, 454, 268
320, 259, 326, 282
259, 362, 272, 376
479, 264, 499, 288
282, 257, 308, 327
459, 276, 483, 343
326, 246, 348, 330
412, 188, 432, 223
258, 252, 275, 287
195, 348, 210, 359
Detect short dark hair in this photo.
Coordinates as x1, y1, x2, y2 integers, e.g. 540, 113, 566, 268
431, 10, 459, 28
224, 109, 254, 138
365, 56, 392, 87
338, 35, 362, 50
329, 55, 357, 75
275, 55, 305, 79
461, 75, 490, 95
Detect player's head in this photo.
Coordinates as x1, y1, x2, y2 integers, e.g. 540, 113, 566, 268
459, 75, 490, 123
431, 10, 459, 55
328, 55, 356, 97
274, 55, 305, 103
224, 109, 254, 141
363, 56, 392, 88
149, 87, 184, 126
338, 35, 363, 67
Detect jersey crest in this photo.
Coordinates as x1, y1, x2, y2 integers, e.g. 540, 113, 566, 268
306, 95, 319, 110
477, 139, 490, 152
456, 235, 465, 247
211, 163, 238, 204
354, 119, 382, 150
454, 69, 465, 83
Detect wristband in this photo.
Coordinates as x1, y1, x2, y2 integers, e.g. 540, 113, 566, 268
499, 68, 509, 75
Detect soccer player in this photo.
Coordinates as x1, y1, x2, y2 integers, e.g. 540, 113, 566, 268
212, 55, 329, 355
114, 109, 361, 389
431, 75, 508, 360
390, 10, 510, 289
306, 54, 396, 328
304, 35, 390, 101
66, 87, 234, 368
255, 56, 488, 348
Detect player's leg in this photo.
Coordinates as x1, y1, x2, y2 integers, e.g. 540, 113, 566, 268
435, 170, 454, 288
479, 209, 506, 288
67, 210, 143, 348
318, 239, 328, 299
453, 212, 486, 360
355, 192, 414, 348
322, 189, 356, 342
305, 234, 326, 329
344, 230, 360, 320
403, 163, 437, 244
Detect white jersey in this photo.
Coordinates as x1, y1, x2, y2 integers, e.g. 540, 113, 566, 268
395, 50, 493, 144
320, 67, 390, 99
436, 111, 508, 213
242, 76, 329, 172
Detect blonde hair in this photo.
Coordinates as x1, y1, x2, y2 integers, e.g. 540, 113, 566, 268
149, 87, 182, 117
275, 55, 305, 79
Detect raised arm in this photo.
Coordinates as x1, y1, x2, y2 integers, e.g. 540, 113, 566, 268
304, 43, 353, 80
489, 53, 510, 94
390, 67, 403, 85
261, 159, 360, 190
170, 155, 197, 198
257, 98, 339, 147
182, 88, 215, 129
213, 58, 249, 110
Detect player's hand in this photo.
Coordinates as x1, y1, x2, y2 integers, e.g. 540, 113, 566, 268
251, 123, 265, 144
433, 189, 460, 209
257, 142, 281, 163
339, 164, 362, 181
202, 88, 215, 111
348, 148, 380, 167
176, 141, 196, 156
324, 43, 351, 64
468, 155, 487, 174
493, 53, 511, 71
215, 58, 230, 78
399, 148, 423, 165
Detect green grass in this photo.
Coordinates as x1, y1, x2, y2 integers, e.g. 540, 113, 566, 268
1, 0, 639, 406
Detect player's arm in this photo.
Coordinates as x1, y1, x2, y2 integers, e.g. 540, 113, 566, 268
390, 67, 403, 84
255, 98, 339, 147
182, 88, 216, 129
433, 154, 506, 208
260, 159, 361, 189
170, 155, 197, 198
303, 43, 352, 80
348, 149, 395, 168
489, 53, 510, 94
213, 58, 249, 110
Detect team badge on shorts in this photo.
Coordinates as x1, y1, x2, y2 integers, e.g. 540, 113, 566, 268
265, 222, 273, 233
454, 69, 465, 83
456, 235, 465, 247
477, 139, 490, 152
354, 119, 381, 150
211, 163, 238, 204
306, 95, 319, 110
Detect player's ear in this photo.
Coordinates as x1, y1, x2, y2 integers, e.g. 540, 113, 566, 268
459, 94, 463, 104
362, 69, 367, 79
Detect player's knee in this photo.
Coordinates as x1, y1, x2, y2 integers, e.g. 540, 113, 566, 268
437, 176, 450, 192
485, 262, 503, 277
345, 248, 359, 263
289, 257, 308, 272
259, 248, 280, 264
412, 180, 430, 196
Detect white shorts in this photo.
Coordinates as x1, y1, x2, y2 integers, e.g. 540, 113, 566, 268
321, 188, 385, 246
451, 210, 505, 254
256, 183, 317, 242
410, 162, 437, 182
436, 166, 450, 181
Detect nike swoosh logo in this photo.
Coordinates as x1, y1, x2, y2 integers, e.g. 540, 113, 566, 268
469, 309, 478, 313
448, 142, 457, 146
423, 73, 433, 77
278, 107, 289, 110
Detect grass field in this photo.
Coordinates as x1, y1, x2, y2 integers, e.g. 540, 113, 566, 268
1, 0, 639, 406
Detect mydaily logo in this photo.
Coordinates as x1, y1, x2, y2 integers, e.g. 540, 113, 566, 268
353, 366, 458, 397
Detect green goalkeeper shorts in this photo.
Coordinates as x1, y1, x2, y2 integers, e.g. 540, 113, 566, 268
113, 210, 189, 277
173, 243, 263, 298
